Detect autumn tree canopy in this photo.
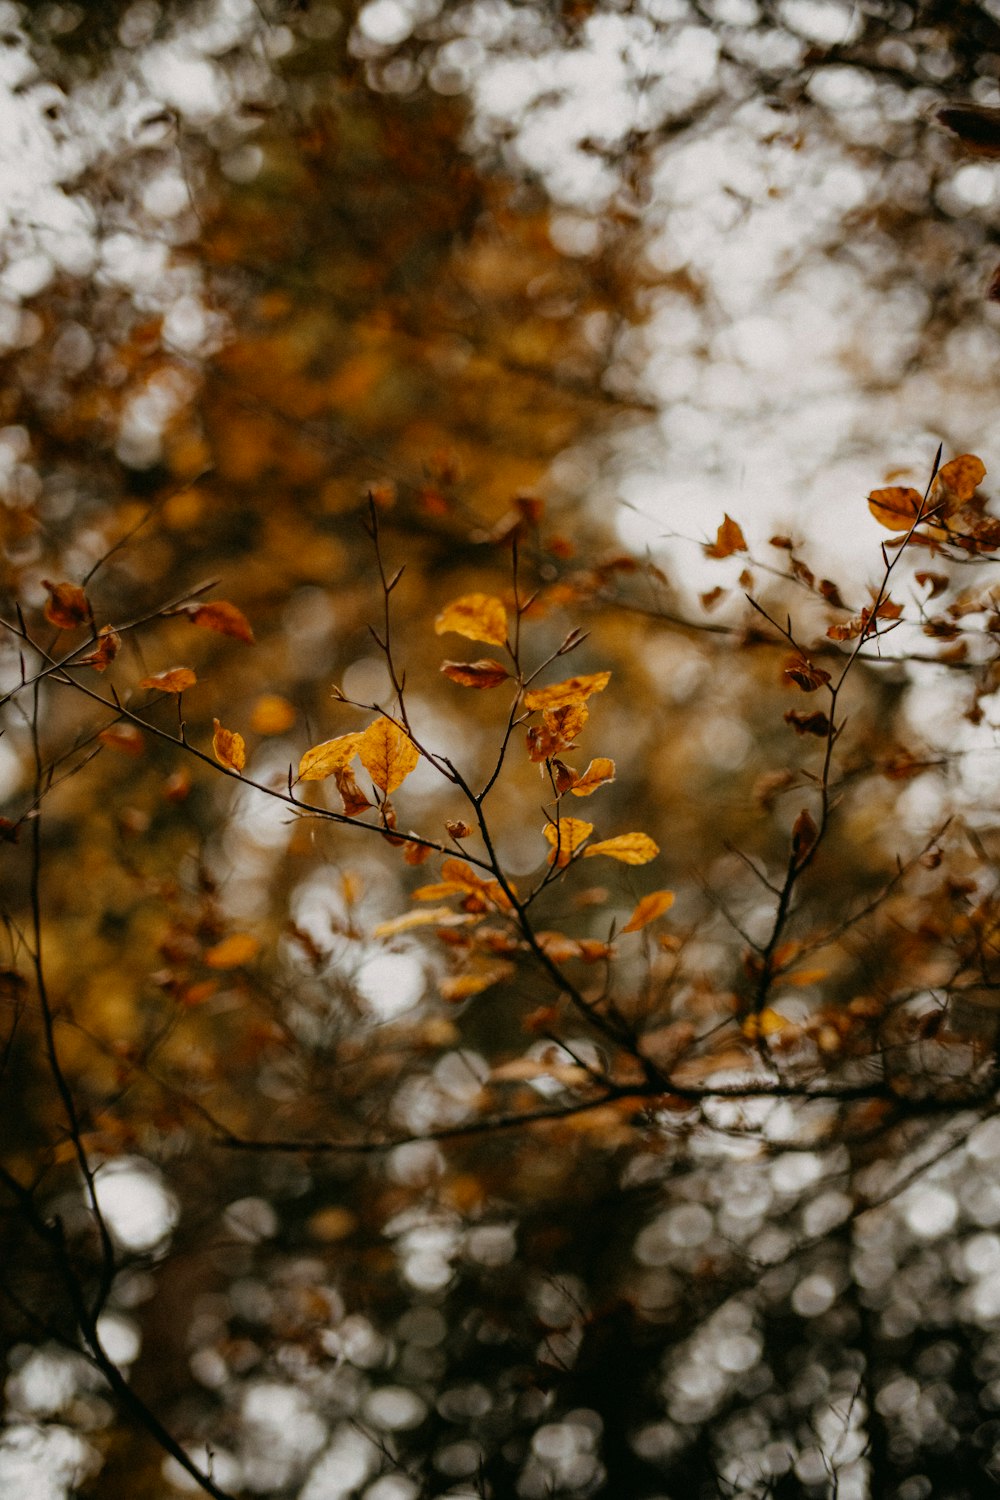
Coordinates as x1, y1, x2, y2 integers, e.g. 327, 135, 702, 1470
6, 3, 1000, 1498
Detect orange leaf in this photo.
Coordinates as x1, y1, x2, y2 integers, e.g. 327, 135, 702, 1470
374, 907, 476, 937
440, 658, 510, 689
77, 626, 121, 672
42, 579, 91, 629
703, 514, 747, 559
584, 832, 659, 865
867, 486, 922, 531
357, 716, 419, 794
621, 889, 675, 933
569, 757, 615, 797
403, 841, 434, 866
140, 667, 197, 694
212, 718, 246, 773
98, 722, 145, 757
434, 593, 508, 647
185, 600, 254, 644
523, 671, 610, 712
204, 933, 260, 969
297, 733, 363, 782
543, 817, 594, 867
527, 703, 589, 762
931, 453, 986, 514
439, 960, 514, 1002
251, 694, 296, 735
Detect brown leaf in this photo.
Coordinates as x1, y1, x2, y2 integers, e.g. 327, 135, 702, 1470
434, 592, 508, 646
915, 571, 950, 599
704, 514, 747, 559
42, 579, 91, 629
77, 626, 121, 672
185, 600, 254, 644
551, 759, 580, 794
782, 654, 831, 692
445, 819, 473, 839
584, 832, 659, 865
440, 658, 510, 689
621, 889, 675, 933
524, 671, 610, 712
791, 807, 818, 859
357, 716, 420, 794
938, 104, 1000, 158
334, 766, 370, 816
297, 733, 363, 782
784, 709, 831, 737
700, 587, 726, 611
867, 486, 922, 531
140, 666, 197, 694
212, 718, 246, 773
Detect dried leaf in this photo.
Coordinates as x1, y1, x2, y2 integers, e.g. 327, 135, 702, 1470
204, 933, 260, 969
621, 889, 675, 933
784, 710, 831, 737
867, 486, 923, 531
915, 571, 950, 599
251, 694, 296, 735
434, 592, 508, 646
938, 104, 1000, 158
357, 717, 420, 794
140, 667, 197, 694
933, 453, 986, 511
569, 756, 615, 796
77, 626, 121, 672
334, 766, 370, 816
297, 733, 363, 782
551, 759, 579, 794
440, 658, 510, 689
527, 703, 589, 762
212, 718, 246, 773
543, 816, 594, 867
98, 722, 145, 757
704, 514, 747, 559
445, 819, 473, 839
523, 671, 611, 711
782, 654, 831, 693
185, 599, 254, 644
42, 579, 91, 629
584, 832, 659, 865
791, 807, 818, 859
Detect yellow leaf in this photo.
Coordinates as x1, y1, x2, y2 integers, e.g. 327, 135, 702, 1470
251, 694, 296, 735
357, 717, 420, 794
374, 907, 477, 937
621, 889, 675, 933
212, 718, 246, 773
434, 593, 508, 647
439, 960, 514, 1002
867, 486, 923, 531
584, 832, 659, 865
140, 667, 197, 694
569, 757, 616, 796
297, 732, 363, 782
543, 817, 594, 867
524, 671, 611, 712
204, 933, 260, 969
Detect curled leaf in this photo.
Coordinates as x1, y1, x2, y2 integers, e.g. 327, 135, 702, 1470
584, 832, 659, 865
297, 733, 363, 782
569, 757, 615, 796
334, 766, 371, 816
791, 807, 818, 860
621, 889, 675, 933
140, 666, 197, 694
782, 654, 831, 693
440, 658, 510, 689
212, 718, 246, 773
357, 716, 420, 794
434, 593, 508, 647
77, 626, 122, 672
185, 600, 254, 644
42, 579, 91, 629
526, 703, 589, 763
523, 672, 610, 712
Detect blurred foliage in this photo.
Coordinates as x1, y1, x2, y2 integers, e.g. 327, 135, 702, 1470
6, 4, 1000, 1500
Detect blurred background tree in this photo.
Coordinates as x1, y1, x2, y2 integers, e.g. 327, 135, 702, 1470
5, 2, 1000, 1498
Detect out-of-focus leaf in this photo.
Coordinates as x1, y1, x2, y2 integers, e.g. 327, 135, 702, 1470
98, 723, 145, 757
42, 579, 91, 629
251, 694, 296, 735
140, 667, 197, 694
703, 514, 747, 558
621, 889, 675, 933
204, 933, 260, 969
185, 600, 255, 644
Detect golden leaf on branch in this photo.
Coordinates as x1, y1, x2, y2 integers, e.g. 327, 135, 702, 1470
584, 832, 659, 865
867, 486, 922, 531
526, 703, 589, 762
524, 671, 610, 712
543, 817, 594, 867
297, 733, 363, 782
42, 579, 91, 629
621, 889, 675, 933
204, 933, 260, 969
569, 757, 615, 796
434, 593, 508, 646
357, 717, 419, 794
140, 667, 197, 694
212, 718, 246, 773
440, 658, 510, 688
